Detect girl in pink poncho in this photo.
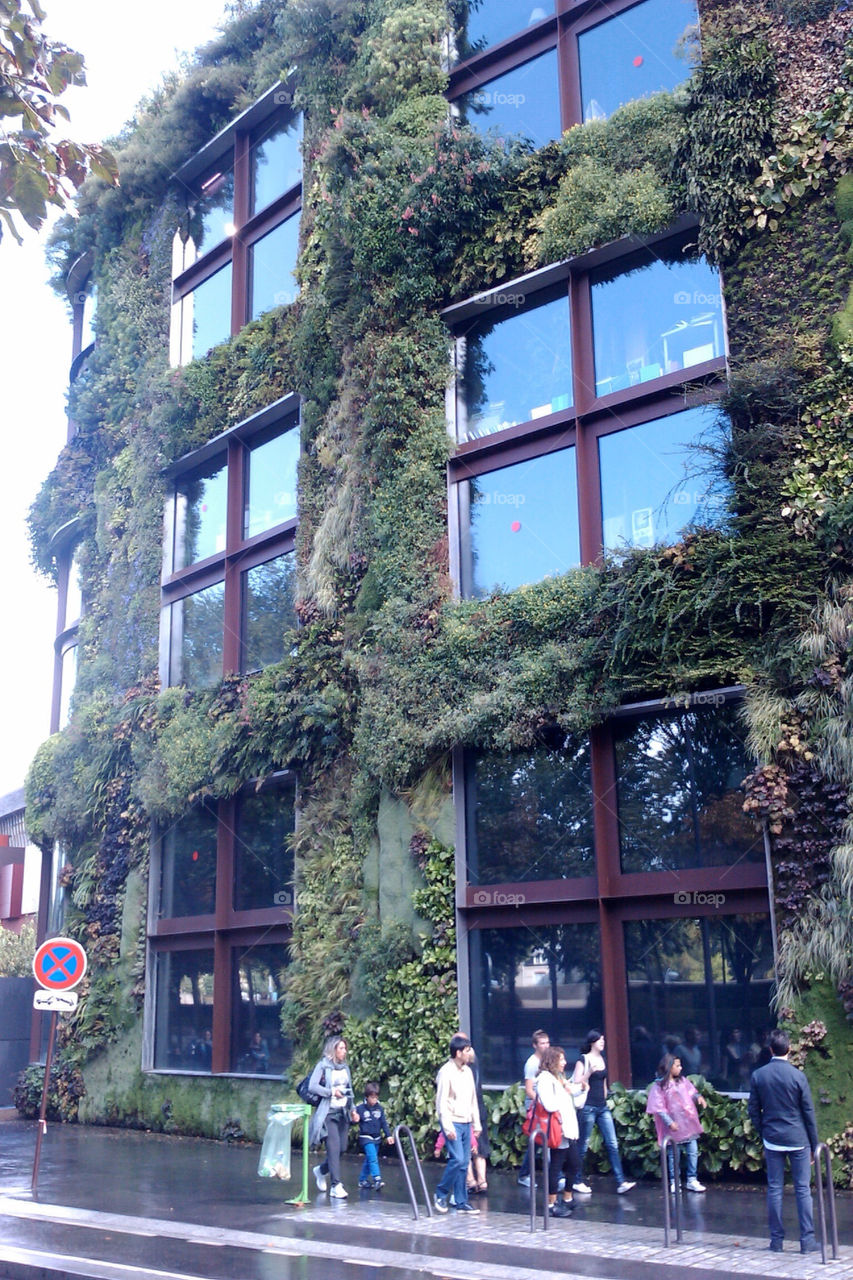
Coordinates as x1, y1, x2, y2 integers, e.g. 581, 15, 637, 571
645, 1053, 708, 1192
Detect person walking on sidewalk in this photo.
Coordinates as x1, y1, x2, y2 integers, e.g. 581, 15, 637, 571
433, 1033, 481, 1215
355, 1082, 393, 1189
572, 1029, 635, 1195
645, 1053, 708, 1193
517, 1028, 550, 1188
309, 1035, 359, 1200
748, 1028, 820, 1254
535, 1046, 583, 1218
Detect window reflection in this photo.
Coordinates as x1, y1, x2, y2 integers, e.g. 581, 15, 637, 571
460, 0, 554, 57
578, 0, 697, 122
466, 742, 594, 884
191, 169, 235, 253
186, 263, 233, 361
231, 944, 291, 1074
242, 554, 298, 672
625, 914, 774, 1090
599, 404, 724, 552
455, 47, 561, 148
458, 290, 572, 441
159, 803, 219, 919
462, 449, 579, 597
591, 254, 723, 397
251, 116, 303, 215
249, 215, 300, 321
58, 644, 77, 728
153, 948, 215, 1070
171, 583, 225, 689
233, 783, 296, 912
64, 548, 84, 629
469, 924, 602, 1084
244, 425, 299, 537
174, 458, 228, 569
613, 704, 761, 874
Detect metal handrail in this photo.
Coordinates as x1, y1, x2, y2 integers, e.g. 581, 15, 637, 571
526, 1136, 550, 1232
814, 1142, 839, 1263
661, 1137, 683, 1247
393, 1124, 433, 1221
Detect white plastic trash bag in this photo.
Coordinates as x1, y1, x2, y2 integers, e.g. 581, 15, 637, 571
258, 1108, 297, 1180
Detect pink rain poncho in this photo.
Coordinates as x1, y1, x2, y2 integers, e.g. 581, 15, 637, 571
645, 1076, 704, 1146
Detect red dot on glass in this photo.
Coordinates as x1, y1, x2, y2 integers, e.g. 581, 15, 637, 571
511, 520, 522, 533
633, 55, 643, 66
192, 850, 199, 861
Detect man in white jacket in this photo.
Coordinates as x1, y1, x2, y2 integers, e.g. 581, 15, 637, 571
433, 1033, 482, 1214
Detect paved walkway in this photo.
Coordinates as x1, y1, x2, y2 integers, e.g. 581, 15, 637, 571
0, 1118, 848, 1279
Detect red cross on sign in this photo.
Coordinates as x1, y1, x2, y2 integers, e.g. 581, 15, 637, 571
33, 938, 87, 991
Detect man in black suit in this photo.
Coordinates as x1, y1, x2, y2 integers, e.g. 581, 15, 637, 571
748, 1028, 819, 1254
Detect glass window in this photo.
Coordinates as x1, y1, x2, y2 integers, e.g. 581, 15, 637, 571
461, 0, 554, 56
462, 449, 580, 597
249, 215, 300, 321
242, 554, 298, 673
591, 255, 723, 397
171, 582, 225, 689
625, 914, 774, 1090
187, 262, 233, 361
234, 783, 296, 912
458, 291, 572, 441
231, 943, 291, 1074
244, 425, 299, 538
153, 948, 215, 1070
58, 643, 77, 728
251, 116, 303, 215
613, 703, 762, 874
174, 458, 228, 569
599, 404, 724, 552
64, 549, 84, 629
578, 0, 697, 122
466, 741, 594, 884
456, 47, 561, 149
192, 170, 235, 253
159, 802, 219, 919
469, 923, 602, 1084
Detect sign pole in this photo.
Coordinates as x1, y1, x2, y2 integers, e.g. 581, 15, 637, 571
31, 1010, 57, 1195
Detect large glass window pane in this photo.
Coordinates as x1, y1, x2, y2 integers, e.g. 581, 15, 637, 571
174, 458, 228, 569
249, 215, 300, 320
58, 644, 77, 728
625, 914, 775, 1090
242, 555, 298, 673
191, 170, 234, 253
244, 425, 300, 538
591, 255, 723, 397
613, 703, 761, 874
187, 263, 233, 361
153, 948, 215, 1070
251, 116, 303, 215
469, 924, 602, 1084
579, 0, 697, 122
63, 548, 84, 629
462, 449, 579, 597
455, 47, 561, 149
466, 742, 594, 884
233, 782, 296, 912
159, 802, 218, 919
458, 291, 571, 441
599, 404, 724, 552
461, 0, 554, 57
231, 943, 291, 1074
171, 582, 225, 689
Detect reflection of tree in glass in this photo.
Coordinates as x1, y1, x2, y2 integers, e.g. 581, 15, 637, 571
243, 555, 298, 672
186, 171, 235, 255
181, 585, 224, 688
461, 325, 497, 431
177, 461, 227, 568
163, 802, 218, 917
234, 783, 296, 911
468, 742, 594, 883
614, 706, 757, 873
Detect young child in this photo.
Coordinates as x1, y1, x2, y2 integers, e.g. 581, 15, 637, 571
645, 1053, 708, 1192
355, 1082, 393, 1189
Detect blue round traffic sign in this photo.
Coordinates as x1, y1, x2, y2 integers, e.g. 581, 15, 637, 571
33, 937, 87, 991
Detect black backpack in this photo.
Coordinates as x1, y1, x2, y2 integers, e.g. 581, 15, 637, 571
296, 1070, 323, 1107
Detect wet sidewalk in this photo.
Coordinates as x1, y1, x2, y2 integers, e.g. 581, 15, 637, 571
0, 1117, 849, 1279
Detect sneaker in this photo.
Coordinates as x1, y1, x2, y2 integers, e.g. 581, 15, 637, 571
329, 1182, 348, 1199
572, 1182, 592, 1194
517, 1174, 531, 1187
313, 1165, 328, 1193
372, 1177, 385, 1189
549, 1201, 573, 1218
433, 1193, 449, 1214
685, 1178, 706, 1193
455, 1202, 480, 1213
801, 1241, 820, 1254
358, 1178, 372, 1189
616, 1181, 636, 1194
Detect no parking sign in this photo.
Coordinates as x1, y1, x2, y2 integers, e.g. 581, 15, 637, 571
33, 936, 87, 991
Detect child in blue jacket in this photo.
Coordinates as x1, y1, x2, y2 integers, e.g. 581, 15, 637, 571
355, 1082, 393, 1188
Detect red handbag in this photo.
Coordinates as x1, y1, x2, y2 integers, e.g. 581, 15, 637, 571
522, 1099, 562, 1148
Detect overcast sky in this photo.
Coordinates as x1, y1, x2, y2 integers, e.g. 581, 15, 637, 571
0, 1, 229, 799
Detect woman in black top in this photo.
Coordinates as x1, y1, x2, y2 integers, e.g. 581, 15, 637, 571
571, 1029, 635, 1195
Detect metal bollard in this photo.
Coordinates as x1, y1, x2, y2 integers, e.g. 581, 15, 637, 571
814, 1142, 839, 1264
394, 1124, 433, 1221
661, 1137, 683, 1247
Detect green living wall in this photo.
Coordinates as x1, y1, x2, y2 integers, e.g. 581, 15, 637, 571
22, 0, 853, 1180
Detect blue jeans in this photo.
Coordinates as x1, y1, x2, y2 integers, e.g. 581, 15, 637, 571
665, 1138, 698, 1182
578, 1104, 626, 1185
765, 1146, 815, 1250
359, 1139, 380, 1181
435, 1122, 472, 1207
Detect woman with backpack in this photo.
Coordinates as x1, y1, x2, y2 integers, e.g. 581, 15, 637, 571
308, 1035, 358, 1199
